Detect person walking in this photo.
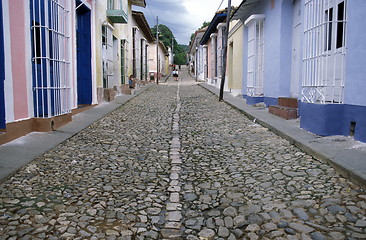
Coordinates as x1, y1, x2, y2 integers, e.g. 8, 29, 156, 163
172, 68, 179, 81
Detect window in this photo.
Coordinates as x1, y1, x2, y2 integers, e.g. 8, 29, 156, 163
102, 26, 107, 88
102, 25, 107, 45
303, 0, 347, 104
31, 21, 42, 64
121, 39, 126, 84
325, 8, 333, 51
107, 0, 114, 10
324, 1, 346, 51
337, 1, 345, 48
245, 15, 265, 97
30, 0, 71, 118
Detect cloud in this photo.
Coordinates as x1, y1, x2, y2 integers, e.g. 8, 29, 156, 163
133, 0, 243, 45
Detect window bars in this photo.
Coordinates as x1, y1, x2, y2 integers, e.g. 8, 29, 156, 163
246, 18, 264, 97
102, 24, 113, 88
121, 39, 126, 84
31, 0, 71, 118
302, 0, 347, 104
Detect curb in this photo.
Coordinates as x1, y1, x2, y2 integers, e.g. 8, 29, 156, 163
198, 83, 366, 189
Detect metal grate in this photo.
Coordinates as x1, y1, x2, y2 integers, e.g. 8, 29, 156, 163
302, 0, 347, 104
102, 24, 114, 88
31, 0, 71, 118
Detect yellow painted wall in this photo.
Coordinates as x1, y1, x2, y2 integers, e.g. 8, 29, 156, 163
228, 20, 244, 90
94, 0, 131, 88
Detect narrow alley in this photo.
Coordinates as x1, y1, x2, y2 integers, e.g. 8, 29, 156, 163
0, 68, 365, 240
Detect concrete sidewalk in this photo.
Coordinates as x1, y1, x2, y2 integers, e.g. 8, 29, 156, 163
0, 85, 152, 183
200, 83, 366, 188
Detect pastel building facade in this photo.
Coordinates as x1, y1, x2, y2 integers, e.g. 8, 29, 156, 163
94, 0, 146, 102
0, 0, 95, 144
233, 0, 366, 142
188, 28, 205, 81
148, 41, 169, 81
131, 11, 154, 82
227, 19, 244, 97
0, 0, 152, 144
199, 10, 231, 91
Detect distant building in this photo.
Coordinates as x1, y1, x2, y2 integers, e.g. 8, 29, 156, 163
132, 11, 155, 82
199, 10, 229, 89
149, 41, 169, 82
189, 27, 207, 81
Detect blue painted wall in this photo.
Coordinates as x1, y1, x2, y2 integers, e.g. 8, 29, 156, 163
278, 0, 293, 97
343, 105, 366, 142
344, 0, 366, 106
299, 103, 344, 136
300, 0, 366, 142
300, 103, 366, 142
262, 1, 281, 99
0, 0, 5, 129
241, 0, 294, 104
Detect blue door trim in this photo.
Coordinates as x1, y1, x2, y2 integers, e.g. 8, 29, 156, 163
0, 0, 6, 129
76, 1, 92, 105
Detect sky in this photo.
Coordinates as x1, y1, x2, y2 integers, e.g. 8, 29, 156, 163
133, 0, 243, 46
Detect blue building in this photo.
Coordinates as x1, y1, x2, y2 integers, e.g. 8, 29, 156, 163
233, 0, 366, 142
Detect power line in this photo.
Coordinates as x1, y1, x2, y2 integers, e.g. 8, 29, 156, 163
159, 19, 197, 31
146, 0, 156, 23
216, 0, 225, 13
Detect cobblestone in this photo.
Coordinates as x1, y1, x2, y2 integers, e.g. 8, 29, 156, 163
0, 68, 366, 239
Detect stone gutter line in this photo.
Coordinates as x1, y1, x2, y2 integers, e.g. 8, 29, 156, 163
198, 83, 366, 189
161, 80, 183, 239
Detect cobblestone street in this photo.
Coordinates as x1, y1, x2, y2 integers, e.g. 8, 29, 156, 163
1, 68, 366, 240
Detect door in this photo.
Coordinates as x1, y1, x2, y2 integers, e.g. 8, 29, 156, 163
290, 0, 302, 98
76, 2, 92, 105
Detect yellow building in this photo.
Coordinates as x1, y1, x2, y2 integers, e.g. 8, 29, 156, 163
227, 19, 244, 96
94, 0, 146, 102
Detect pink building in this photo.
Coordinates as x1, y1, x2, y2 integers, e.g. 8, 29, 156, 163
0, 0, 94, 144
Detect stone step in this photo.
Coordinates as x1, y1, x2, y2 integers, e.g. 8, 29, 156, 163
278, 97, 298, 108
269, 105, 298, 120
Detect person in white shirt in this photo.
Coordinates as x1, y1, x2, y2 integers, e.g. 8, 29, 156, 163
172, 68, 179, 81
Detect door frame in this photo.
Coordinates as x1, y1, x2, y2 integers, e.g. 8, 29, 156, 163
76, 1, 92, 105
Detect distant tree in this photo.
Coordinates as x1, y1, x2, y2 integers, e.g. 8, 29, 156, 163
151, 24, 188, 65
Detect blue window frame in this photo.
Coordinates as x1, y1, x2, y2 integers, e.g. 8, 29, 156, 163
0, 0, 5, 129
30, 0, 71, 118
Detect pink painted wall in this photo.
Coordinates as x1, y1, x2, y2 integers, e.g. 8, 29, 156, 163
9, 0, 28, 120
206, 38, 212, 80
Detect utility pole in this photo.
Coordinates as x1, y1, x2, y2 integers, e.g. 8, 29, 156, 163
219, 0, 231, 101
156, 16, 159, 84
